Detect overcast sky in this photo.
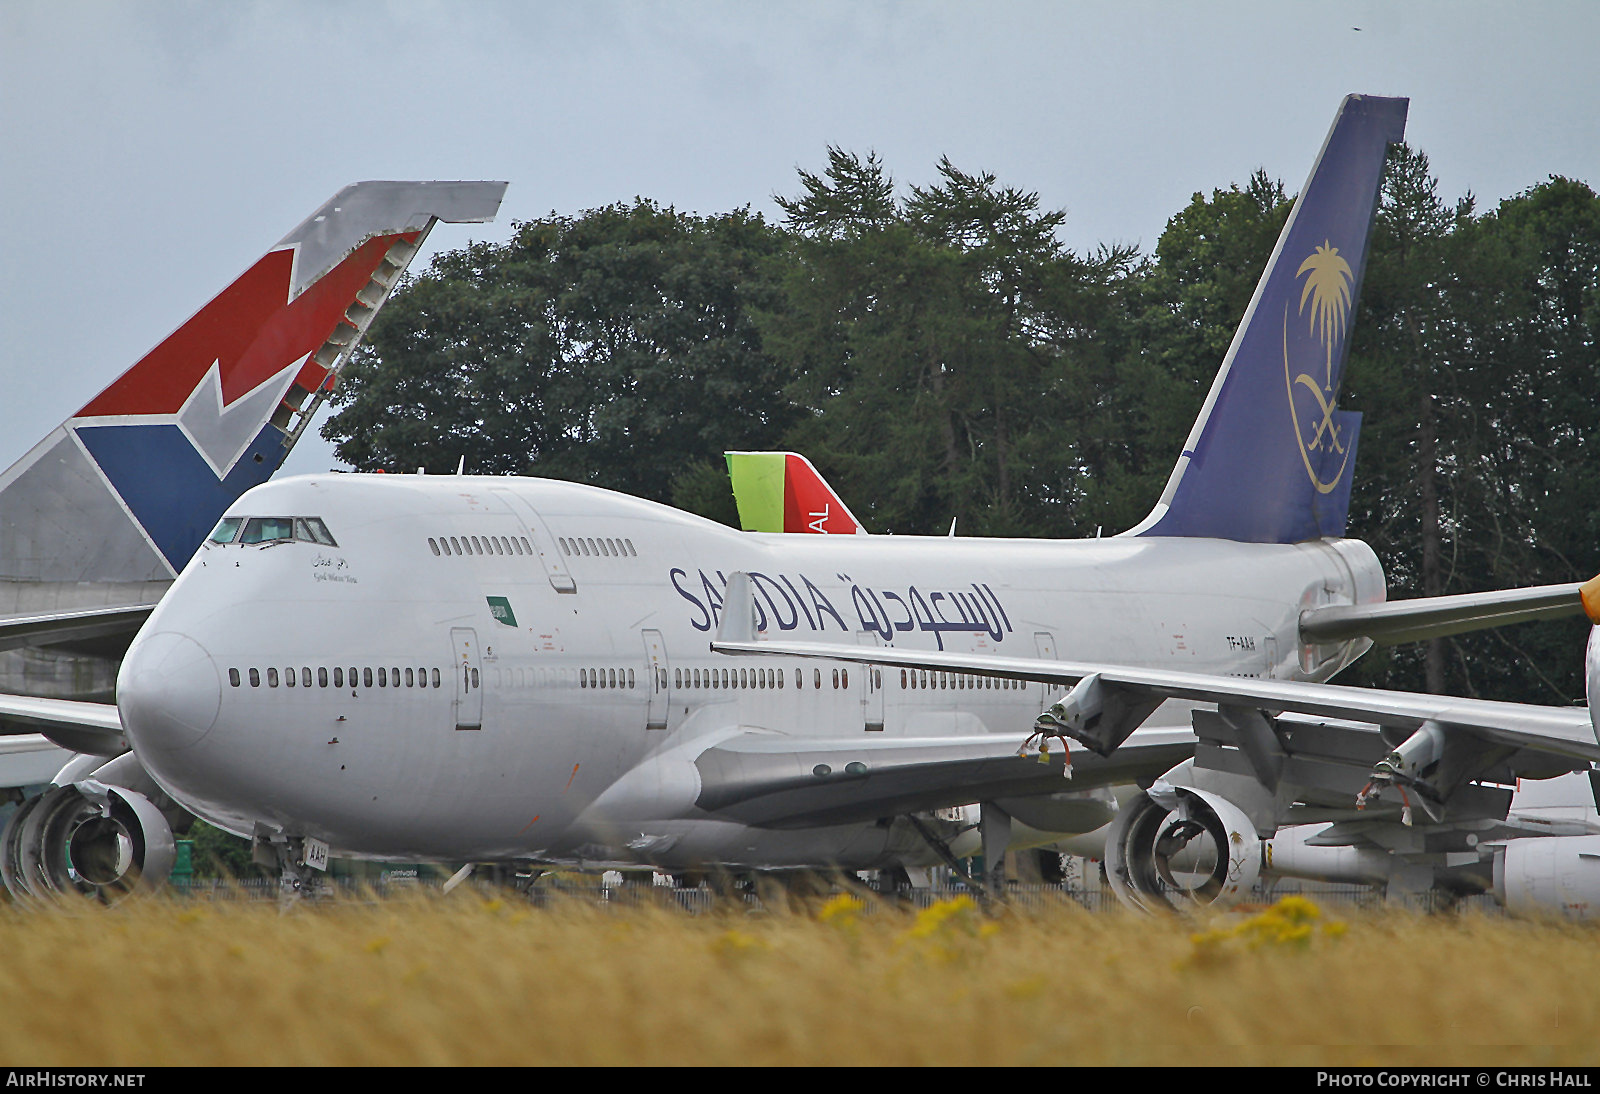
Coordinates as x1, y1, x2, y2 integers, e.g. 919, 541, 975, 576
4, 1, 1598, 477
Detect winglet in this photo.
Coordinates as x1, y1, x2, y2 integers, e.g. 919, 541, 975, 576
725, 451, 867, 534
715, 572, 760, 644
1583, 574, 1600, 624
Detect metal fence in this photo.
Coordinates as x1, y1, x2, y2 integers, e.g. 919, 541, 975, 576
162, 873, 1504, 916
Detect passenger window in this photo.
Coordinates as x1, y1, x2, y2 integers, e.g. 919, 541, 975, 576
607, 668, 616, 688
842, 668, 849, 688
432, 668, 441, 688
900, 669, 907, 689
378, 667, 387, 687
392, 666, 400, 686
228, 668, 240, 687
559, 538, 569, 555
363, 668, 373, 688
586, 538, 597, 556
249, 668, 260, 687
777, 669, 783, 689
209, 517, 242, 544
814, 668, 821, 689
832, 669, 839, 690
628, 668, 635, 688
492, 537, 504, 556
521, 538, 532, 555
429, 538, 440, 556
286, 668, 296, 688
625, 539, 636, 556
302, 667, 313, 688
333, 667, 344, 688
449, 537, 461, 554
317, 667, 328, 688
795, 669, 802, 689
268, 668, 279, 687
471, 668, 479, 688
675, 668, 682, 689
406, 668, 414, 687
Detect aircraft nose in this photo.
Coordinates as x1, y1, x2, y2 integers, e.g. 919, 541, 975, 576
118, 632, 222, 751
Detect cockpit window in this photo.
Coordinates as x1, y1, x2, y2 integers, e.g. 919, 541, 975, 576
229, 516, 338, 547
294, 518, 338, 547
239, 517, 294, 544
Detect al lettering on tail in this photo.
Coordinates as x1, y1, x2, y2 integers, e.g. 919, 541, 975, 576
725, 451, 867, 535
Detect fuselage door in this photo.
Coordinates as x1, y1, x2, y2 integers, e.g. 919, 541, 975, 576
490, 488, 577, 594
857, 631, 885, 732
642, 629, 670, 730
451, 627, 483, 731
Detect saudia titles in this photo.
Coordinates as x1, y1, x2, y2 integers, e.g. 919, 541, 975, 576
671, 568, 1013, 650
1286, 239, 1355, 494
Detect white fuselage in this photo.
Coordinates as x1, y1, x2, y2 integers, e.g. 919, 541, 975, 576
116, 474, 1384, 870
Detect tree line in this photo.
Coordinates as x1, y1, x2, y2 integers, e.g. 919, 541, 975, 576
322, 146, 1600, 704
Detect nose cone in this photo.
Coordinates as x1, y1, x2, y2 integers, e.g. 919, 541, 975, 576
118, 632, 221, 751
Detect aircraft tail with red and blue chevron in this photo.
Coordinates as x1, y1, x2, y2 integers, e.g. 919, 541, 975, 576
0, 181, 506, 585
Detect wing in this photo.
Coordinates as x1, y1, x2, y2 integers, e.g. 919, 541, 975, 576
0, 694, 123, 756
708, 634, 1600, 764
691, 728, 1194, 828
0, 604, 156, 655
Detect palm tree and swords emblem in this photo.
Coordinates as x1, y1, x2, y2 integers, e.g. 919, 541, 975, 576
1285, 240, 1355, 494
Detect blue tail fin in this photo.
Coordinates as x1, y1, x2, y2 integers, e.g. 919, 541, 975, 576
1132, 94, 1406, 544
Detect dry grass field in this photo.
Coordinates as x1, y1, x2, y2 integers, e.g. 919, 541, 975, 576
1, 887, 1597, 1066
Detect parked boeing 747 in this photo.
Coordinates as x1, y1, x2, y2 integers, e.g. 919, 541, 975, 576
8, 98, 1599, 912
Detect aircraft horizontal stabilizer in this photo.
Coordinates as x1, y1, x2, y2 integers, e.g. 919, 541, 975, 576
1299, 580, 1592, 645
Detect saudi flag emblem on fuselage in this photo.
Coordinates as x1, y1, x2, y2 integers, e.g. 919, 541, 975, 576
486, 596, 517, 627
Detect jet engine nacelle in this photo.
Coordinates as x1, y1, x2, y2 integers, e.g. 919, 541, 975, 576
1494, 834, 1600, 919
1, 782, 176, 901
1104, 783, 1262, 912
